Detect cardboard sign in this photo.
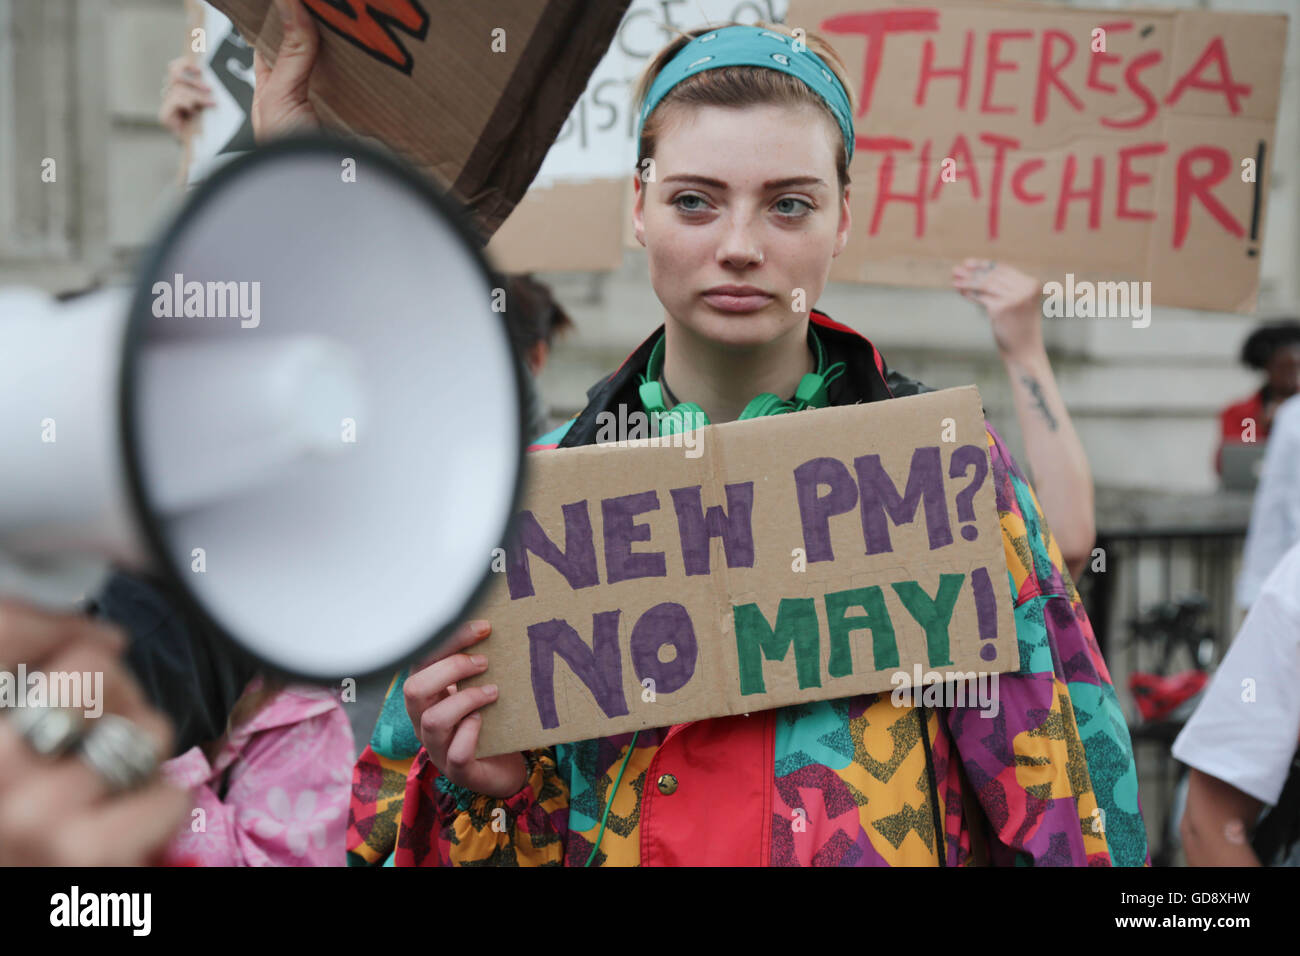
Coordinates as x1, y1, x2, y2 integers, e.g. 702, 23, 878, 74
790, 0, 1287, 313
489, 0, 1284, 312
461, 387, 1016, 756
207, 0, 630, 239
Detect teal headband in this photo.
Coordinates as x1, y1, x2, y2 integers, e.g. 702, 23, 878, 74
636, 24, 855, 163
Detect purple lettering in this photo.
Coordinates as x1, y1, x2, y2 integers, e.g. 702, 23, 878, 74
793, 457, 859, 563
971, 565, 999, 661
629, 602, 698, 693
853, 447, 954, 554
602, 490, 667, 584
669, 482, 756, 576
528, 612, 629, 730
505, 503, 598, 600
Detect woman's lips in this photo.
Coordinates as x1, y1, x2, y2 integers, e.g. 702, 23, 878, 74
702, 291, 774, 313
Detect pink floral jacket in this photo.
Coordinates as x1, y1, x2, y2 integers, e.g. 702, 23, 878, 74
162, 680, 354, 866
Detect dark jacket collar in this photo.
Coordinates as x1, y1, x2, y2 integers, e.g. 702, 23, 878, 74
558, 309, 930, 449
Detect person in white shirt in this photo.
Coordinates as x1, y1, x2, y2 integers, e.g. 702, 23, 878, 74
1236, 393, 1300, 609
1175, 539, 1300, 864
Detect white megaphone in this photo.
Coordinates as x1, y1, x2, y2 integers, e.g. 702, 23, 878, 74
0, 136, 526, 682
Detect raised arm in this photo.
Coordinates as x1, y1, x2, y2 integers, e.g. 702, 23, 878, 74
952, 260, 1095, 582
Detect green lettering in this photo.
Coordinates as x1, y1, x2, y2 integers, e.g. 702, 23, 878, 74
824, 586, 898, 676
891, 574, 964, 667
733, 598, 821, 695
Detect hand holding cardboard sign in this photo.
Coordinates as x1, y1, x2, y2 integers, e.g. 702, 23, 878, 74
403, 619, 528, 800
251, 0, 321, 142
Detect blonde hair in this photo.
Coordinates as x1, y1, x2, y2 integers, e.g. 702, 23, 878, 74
633, 21, 856, 194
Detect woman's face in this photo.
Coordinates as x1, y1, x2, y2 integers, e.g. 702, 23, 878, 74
1266, 343, 1300, 400
632, 102, 851, 350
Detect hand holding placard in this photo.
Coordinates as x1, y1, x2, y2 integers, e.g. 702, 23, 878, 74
251, 0, 322, 141
402, 619, 528, 799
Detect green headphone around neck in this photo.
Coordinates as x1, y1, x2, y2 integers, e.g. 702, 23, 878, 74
637, 328, 845, 433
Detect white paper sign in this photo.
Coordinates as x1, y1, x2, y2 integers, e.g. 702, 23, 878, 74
186, 1, 256, 185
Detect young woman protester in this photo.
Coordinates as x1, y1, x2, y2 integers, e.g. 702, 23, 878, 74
337, 21, 1147, 867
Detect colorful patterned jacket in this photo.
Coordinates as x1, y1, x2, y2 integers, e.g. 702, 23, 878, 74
347, 311, 1148, 866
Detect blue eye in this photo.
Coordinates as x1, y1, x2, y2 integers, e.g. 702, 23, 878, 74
674, 194, 707, 213
775, 197, 813, 217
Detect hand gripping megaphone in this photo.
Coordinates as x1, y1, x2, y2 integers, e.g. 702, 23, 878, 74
0, 136, 526, 681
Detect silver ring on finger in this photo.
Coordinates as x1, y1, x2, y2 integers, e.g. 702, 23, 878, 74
76, 715, 159, 792
6, 706, 87, 758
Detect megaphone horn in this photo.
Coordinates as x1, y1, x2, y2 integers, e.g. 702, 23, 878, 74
0, 135, 528, 682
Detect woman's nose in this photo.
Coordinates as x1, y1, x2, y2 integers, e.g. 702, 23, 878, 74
716, 213, 765, 269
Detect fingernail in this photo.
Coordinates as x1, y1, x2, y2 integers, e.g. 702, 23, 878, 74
472, 620, 490, 637
470, 654, 487, 667
483, 684, 498, 698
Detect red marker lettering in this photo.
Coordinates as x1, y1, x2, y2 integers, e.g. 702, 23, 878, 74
1173, 146, 1244, 249
1055, 154, 1105, 232
1034, 29, 1085, 124
1085, 21, 1133, 95
824, 9, 940, 118
915, 30, 974, 109
1103, 49, 1162, 129
979, 132, 1020, 239
929, 133, 981, 201
1165, 36, 1251, 115
861, 136, 930, 238
1011, 159, 1047, 205
1116, 142, 1167, 222
981, 30, 1033, 114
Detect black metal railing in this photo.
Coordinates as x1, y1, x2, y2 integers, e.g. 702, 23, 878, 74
1077, 526, 1248, 866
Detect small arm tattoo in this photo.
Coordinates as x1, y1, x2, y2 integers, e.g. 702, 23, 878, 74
1018, 372, 1059, 431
